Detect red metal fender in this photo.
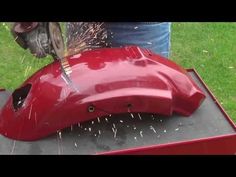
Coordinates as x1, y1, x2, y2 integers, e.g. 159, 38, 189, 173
0, 46, 205, 141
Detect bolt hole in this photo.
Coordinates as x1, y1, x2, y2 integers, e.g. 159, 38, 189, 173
88, 105, 95, 113
127, 103, 132, 108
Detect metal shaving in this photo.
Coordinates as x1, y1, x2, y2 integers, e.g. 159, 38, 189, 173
138, 113, 142, 120
140, 131, 143, 138
150, 126, 157, 133
74, 142, 78, 148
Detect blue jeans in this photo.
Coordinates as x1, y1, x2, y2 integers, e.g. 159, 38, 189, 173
105, 22, 171, 58
66, 22, 171, 58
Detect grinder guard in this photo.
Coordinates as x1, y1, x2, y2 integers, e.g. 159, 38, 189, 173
0, 46, 205, 141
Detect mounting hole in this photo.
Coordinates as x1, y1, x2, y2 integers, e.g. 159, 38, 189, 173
88, 105, 95, 113
12, 84, 32, 111
127, 103, 132, 108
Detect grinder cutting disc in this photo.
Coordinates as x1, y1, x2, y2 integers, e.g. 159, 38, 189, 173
18, 22, 65, 59
48, 22, 65, 59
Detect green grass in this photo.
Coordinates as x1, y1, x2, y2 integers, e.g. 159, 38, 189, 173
0, 23, 52, 90
0, 22, 235, 121
171, 22, 236, 121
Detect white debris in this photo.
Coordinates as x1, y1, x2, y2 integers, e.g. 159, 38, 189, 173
163, 129, 167, 133
105, 118, 109, 122
134, 137, 137, 141
114, 129, 117, 138
134, 26, 138, 29
18, 100, 22, 105
91, 121, 94, 124
113, 123, 116, 129
98, 130, 101, 135
127, 125, 130, 128
58, 131, 62, 139
120, 120, 123, 123
11, 140, 16, 154
140, 131, 143, 138
74, 142, 78, 147
84, 128, 87, 131
175, 128, 179, 131
133, 126, 137, 130
138, 113, 142, 120
147, 42, 152, 45
88, 127, 91, 132
112, 127, 117, 138
160, 119, 163, 122
97, 117, 100, 123
150, 126, 157, 133
130, 113, 134, 119
151, 114, 155, 120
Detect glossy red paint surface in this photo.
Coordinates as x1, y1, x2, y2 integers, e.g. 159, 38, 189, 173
0, 46, 205, 141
